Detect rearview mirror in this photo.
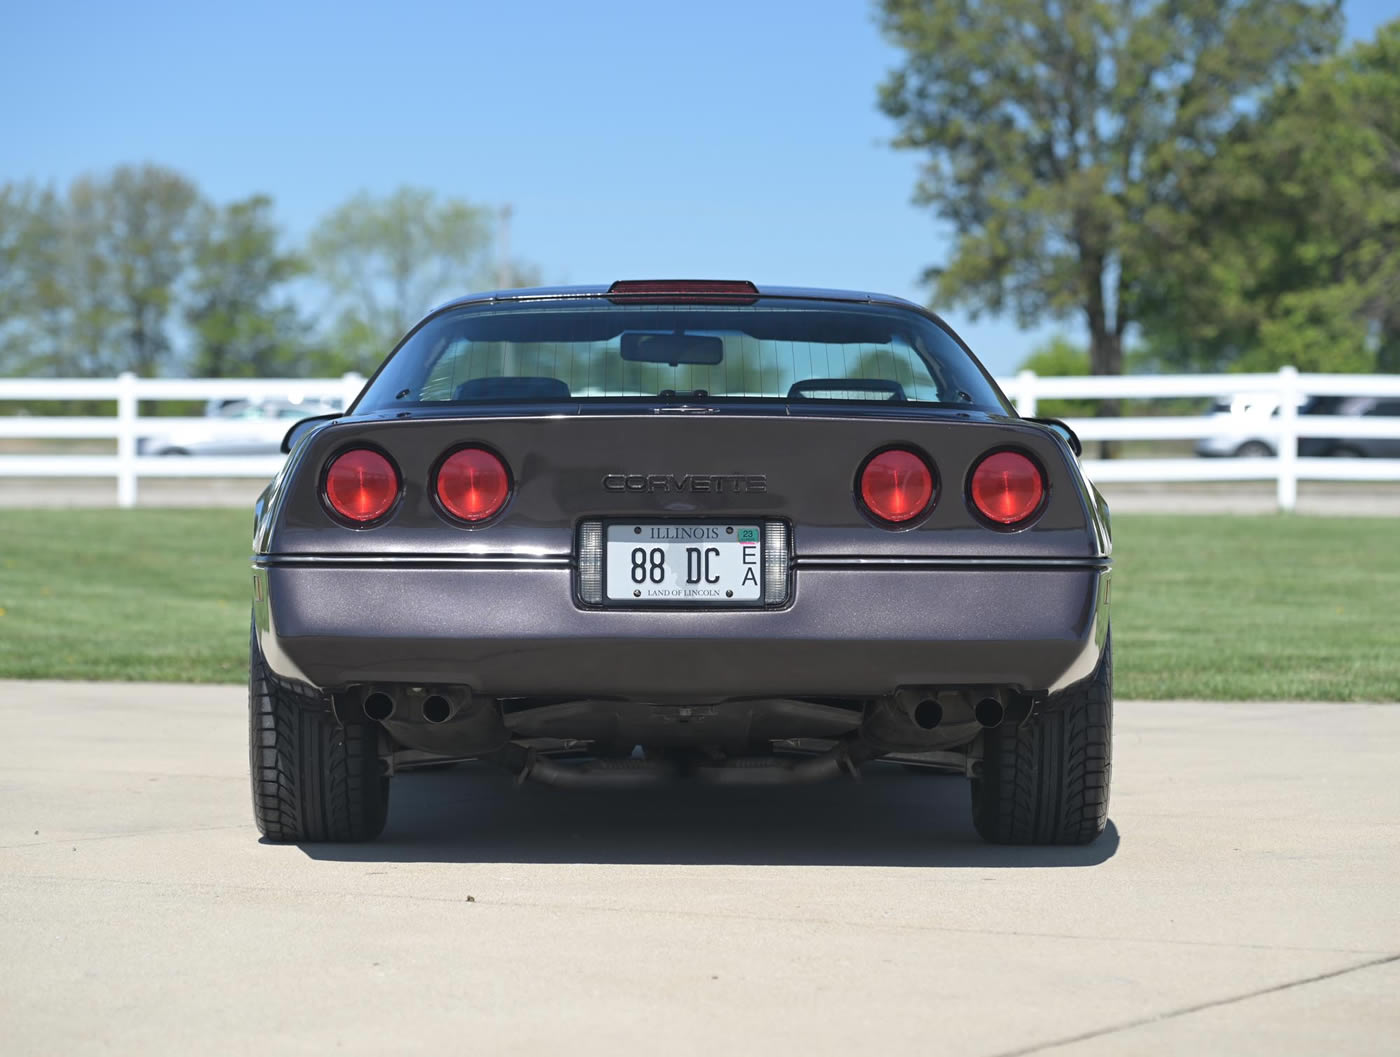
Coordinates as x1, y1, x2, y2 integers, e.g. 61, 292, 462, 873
621, 332, 724, 366
1028, 417, 1082, 457
281, 413, 341, 454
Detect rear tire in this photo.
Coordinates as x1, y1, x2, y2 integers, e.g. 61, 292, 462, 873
971, 640, 1112, 845
249, 630, 389, 842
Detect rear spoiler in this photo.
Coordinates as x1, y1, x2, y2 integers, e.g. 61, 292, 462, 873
281, 413, 342, 454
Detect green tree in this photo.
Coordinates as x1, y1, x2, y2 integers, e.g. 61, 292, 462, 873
0, 179, 117, 378
1135, 20, 1400, 373
186, 195, 313, 378
88, 165, 202, 376
2, 168, 333, 386
0, 185, 24, 335
878, 0, 1340, 385
0, 183, 45, 372
308, 187, 493, 372
2, 166, 202, 378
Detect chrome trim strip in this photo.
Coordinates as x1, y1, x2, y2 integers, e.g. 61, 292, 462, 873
254, 553, 570, 567
793, 556, 1111, 569
255, 554, 1107, 570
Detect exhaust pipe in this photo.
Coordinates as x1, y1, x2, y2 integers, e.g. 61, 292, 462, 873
912, 698, 943, 730
422, 694, 454, 724
363, 690, 395, 722
975, 698, 1005, 728
362, 687, 472, 725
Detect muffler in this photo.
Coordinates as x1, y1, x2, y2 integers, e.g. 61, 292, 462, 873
692, 741, 873, 785
503, 746, 678, 788
495, 739, 877, 789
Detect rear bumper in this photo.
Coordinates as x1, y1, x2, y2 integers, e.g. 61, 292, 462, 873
253, 560, 1110, 698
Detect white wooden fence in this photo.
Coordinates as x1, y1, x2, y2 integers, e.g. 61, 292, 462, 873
1005, 366, 1400, 510
0, 374, 364, 508
1, 366, 1398, 510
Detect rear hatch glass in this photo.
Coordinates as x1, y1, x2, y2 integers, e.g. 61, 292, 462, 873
354, 299, 1010, 414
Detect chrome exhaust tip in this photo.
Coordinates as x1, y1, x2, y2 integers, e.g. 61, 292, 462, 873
422, 694, 454, 724
363, 691, 395, 722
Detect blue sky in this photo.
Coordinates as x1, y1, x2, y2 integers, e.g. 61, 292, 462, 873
4, 0, 1396, 376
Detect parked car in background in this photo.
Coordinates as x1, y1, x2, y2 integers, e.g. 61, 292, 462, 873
1299, 397, 1400, 458
202, 392, 345, 418
138, 398, 341, 456
1194, 393, 1299, 458
1195, 395, 1400, 458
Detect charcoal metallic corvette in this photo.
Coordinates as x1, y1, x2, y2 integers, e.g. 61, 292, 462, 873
250, 281, 1112, 845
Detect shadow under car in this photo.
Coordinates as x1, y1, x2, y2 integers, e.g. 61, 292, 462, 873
292, 762, 1120, 868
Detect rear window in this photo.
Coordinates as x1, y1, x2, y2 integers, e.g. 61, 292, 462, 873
354, 299, 1009, 414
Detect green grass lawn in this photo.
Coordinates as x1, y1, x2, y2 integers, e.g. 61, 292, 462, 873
0, 509, 1395, 699
0, 510, 253, 684
1111, 515, 1398, 700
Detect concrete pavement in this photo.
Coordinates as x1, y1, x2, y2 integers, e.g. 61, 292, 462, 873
1, 682, 1397, 1056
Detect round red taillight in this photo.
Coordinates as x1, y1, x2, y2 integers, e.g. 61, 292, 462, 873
970, 451, 1045, 525
859, 448, 935, 524
324, 449, 399, 524
436, 447, 511, 522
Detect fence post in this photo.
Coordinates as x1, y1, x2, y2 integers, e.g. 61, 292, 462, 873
1015, 369, 1038, 416
340, 372, 365, 411
1276, 365, 1299, 512
115, 371, 138, 508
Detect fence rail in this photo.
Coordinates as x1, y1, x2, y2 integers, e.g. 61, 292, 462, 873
2, 367, 1398, 510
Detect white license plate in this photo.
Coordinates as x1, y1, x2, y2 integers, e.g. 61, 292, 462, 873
605, 522, 762, 604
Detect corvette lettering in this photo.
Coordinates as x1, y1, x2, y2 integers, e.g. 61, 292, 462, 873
602, 473, 767, 494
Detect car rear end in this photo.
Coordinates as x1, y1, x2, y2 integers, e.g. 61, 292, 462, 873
249, 282, 1113, 846
257, 406, 1107, 692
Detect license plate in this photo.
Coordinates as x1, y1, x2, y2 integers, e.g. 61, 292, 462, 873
605, 522, 762, 605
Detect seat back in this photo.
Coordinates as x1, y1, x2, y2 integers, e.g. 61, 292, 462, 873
454, 377, 571, 402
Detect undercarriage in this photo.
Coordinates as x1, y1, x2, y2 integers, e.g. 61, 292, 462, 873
333, 683, 1035, 785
